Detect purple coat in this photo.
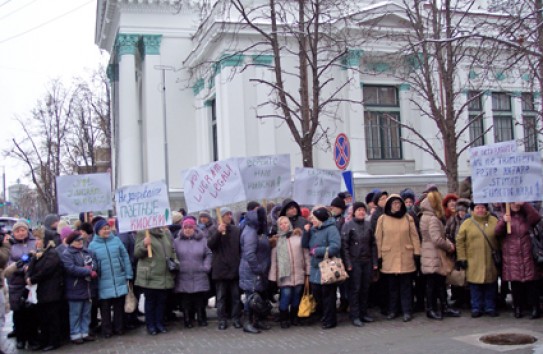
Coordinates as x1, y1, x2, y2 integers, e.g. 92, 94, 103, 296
173, 230, 212, 293
495, 203, 541, 282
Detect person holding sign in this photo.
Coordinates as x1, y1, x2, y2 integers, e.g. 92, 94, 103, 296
456, 203, 499, 318
88, 220, 133, 338
134, 227, 177, 335
495, 202, 541, 319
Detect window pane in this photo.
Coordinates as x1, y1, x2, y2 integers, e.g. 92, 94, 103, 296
469, 114, 484, 147
492, 92, 511, 111
468, 91, 482, 111
494, 115, 513, 142
365, 111, 401, 160
363, 87, 379, 105
363, 86, 398, 106
524, 115, 538, 152
522, 93, 535, 111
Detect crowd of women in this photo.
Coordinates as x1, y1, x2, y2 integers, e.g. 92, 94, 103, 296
1, 182, 542, 351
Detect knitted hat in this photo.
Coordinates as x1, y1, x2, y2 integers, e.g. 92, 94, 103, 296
330, 197, 346, 211
400, 188, 416, 202
373, 190, 389, 205
171, 211, 183, 224
12, 221, 29, 232
183, 218, 196, 228
59, 226, 73, 242
312, 207, 330, 222
352, 202, 367, 216
220, 207, 232, 217
66, 231, 83, 245
470, 201, 489, 211
93, 219, 109, 235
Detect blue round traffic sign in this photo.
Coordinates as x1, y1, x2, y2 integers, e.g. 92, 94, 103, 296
334, 133, 350, 170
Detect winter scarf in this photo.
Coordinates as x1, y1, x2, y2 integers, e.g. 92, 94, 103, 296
276, 225, 293, 281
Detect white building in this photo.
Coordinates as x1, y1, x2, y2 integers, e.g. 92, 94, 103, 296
95, 0, 540, 207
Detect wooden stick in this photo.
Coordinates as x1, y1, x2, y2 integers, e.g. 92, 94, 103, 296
145, 229, 153, 257
505, 203, 511, 234
216, 207, 225, 235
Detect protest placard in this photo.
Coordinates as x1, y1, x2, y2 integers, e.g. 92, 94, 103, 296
292, 168, 342, 205
469, 140, 517, 160
471, 151, 543, 203
115, 180, 172, 233
56, 173, 112, 215
238, 154, 292, 200
183, 158, 246, 213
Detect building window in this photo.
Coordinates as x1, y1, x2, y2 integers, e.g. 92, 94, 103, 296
522, 93, 538, 152
492, 92, 513, 142
210, 99, 218, 161
364, 86, 402, 160
468, 91, 484, 147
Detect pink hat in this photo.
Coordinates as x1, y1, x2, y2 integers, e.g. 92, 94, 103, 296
60, 226, 74, 241
182, 218, 196, 228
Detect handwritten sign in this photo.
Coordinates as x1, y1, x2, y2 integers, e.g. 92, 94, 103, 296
469, 140, 517, 160
292, 168, 342, 205
183, 158, 246, 213
56, 173, 112, 215
115, 180, 172, 233
472, 152, 543, 203
238, 154, 292, 200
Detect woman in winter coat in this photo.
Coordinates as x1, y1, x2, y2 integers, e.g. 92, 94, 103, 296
88, 219, 133, 338
456, 202, 499, 317
341, 202, 378, 327
135, 227, 177, 335
495, 202, 541, 319
419, 191, 459, 320
269, 216, 310, 329
61, 231, 97, 345
174, 218, 212, 328
302, 207, 341, 330
375, 194, 421, 322
25, 238, 65, 351
239, 206, 271, 334
6, 221, 38, 350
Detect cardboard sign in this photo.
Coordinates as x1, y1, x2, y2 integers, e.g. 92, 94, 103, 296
116, 180, 172, 233
183, 158, 246, 213
56, 173, 112, 215
292, 168, 342, 205
469, 140, 517, 160
238, 154, 292, 200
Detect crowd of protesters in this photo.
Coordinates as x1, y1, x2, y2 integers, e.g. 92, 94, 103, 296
1, 181, 542, 351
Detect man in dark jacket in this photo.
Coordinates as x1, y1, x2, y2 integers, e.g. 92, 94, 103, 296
207, 207, 242, 330
279, 198, 308, 230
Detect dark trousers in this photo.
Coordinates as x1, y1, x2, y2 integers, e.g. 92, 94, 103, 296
387, 273, 413, 315
469, 282, 497, 314
414, 271, 426, 311
312, 283, 337, 326
181, 292, 206, 324
511, 280, 539, 309
99, 296, 125, 335
13, 306, 38, 344
38, 301, 62, 347
90, 296, 100, 329
349, 260, 372, 320
425, 274, 446, 311
215, 279, 241, 321
143, 288, 168, 331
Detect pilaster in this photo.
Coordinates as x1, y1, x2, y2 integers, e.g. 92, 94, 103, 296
140, 35, 162, 57
116, 33, 139, 56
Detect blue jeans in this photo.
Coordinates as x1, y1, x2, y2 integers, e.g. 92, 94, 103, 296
279, 285, 303, 312
469, 282, 497, 314
69, 300, 92, 340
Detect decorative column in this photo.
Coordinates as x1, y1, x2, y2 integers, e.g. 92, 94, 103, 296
140, 35, 166, 184
511, 91, 524, 142
252, 55, 277, 156
116, 33, 142, 187
343, 50, 367, 173
106, 63, 119, 189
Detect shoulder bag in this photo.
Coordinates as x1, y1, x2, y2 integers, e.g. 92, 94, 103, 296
469, 218, 501, 270
319, 247, 349, 285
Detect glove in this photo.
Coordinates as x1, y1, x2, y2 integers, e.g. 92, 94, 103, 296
377, 258, 383, 269
90, 271, 98, 279
309, 247, 317, 256
455, 260, 467, 270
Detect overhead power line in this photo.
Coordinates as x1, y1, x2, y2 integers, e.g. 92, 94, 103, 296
0, 0, 93, 45
0, 0, 41, 21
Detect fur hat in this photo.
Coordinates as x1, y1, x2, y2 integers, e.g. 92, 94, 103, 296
470, 201, 489, 211
12, 221, 29, 232
455, 198, 471, 212
330, 197, 346, 211
312, 207, 330, 222
171, 211, 183, 224
442, 193, 459, 208
93, 219, 108, 235
352, 202, 367, 216
198, 211, 211, 219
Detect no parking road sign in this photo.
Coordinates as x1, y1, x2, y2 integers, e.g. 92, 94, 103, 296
334, 133, 350, 170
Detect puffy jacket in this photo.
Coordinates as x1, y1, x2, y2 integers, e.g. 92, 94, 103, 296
9, 233, 37, 265
27, 247, 64, 303
134, 228, 176, 290
269, 233, 310, 287
419, 198, 455, 276
89, 234, 133, 299
7, 233, 37, 311
301, 218, 341, 285
495, 203, 541, 282
341, 218, 377, 270
61, 246, 96, 300
207, 224, 241, 280
174, 230, 212, 293
239, 210, 271, 292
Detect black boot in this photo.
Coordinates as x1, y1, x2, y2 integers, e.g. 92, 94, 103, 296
426, 310, 443, 320
442, 306, 460, 317
243, 312, 260, 334
514, 306, 522, 319
530, 307, 541, 319
290, 307, 300, 326
197, 308, 208, 327
280, 310, 290, 329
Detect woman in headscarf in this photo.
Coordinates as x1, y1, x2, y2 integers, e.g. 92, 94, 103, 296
375, 194, 421, 322
269, 217, 309, 328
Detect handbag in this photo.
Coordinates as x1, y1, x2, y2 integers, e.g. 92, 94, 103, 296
469, 218, 502, 270
319, 248, 349, 285
124, 282, 137, 313
247, 292, 272, 315
298, 277, 316, 317
446, 269, 467, 287
159, 237, 180, 273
